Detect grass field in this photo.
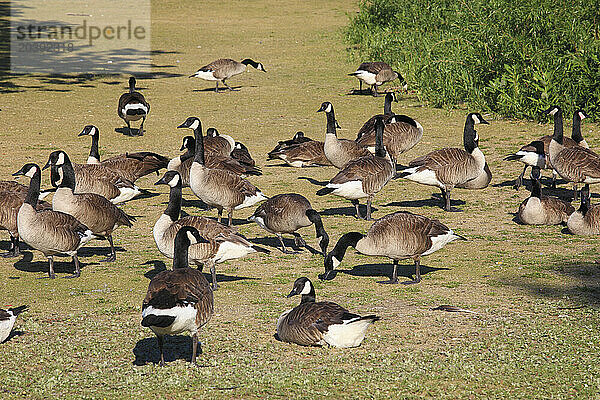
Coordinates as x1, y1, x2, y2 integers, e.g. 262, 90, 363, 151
1, 1, 600, 399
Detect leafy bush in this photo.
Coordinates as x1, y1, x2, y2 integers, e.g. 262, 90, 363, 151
345, 0, 600, 120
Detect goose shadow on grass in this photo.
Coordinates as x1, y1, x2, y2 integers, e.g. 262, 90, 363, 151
13, 251, 98, 275
4, 330, 25, 343
320, 205, 378, 218
134, 190, 161, 201
141, 259, 258, 285
77, 244, 126, 258
297, 176, 328, 187
384, 194, 465, 209
133, 335, 204, 366
115, 127, 145, 137
248, 236, 322, 256
191, 85, 253, 93
335, 262, 450, 281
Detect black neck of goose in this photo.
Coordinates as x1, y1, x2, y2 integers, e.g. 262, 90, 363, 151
463, 118, 478, 154
580, 185, 590, 215
326, 110, 337, 136
164, 183, 182, 221
172, 235, 190, 270
59, 161, 77, 191
180, 147, 194, 163
193, 126, 205, 165
383, 93, 393, 115
551, 109, 564, 145
572, 112, 583, 143
24, 168, 41, 207
241, 59, 258, 68
331, 232, 364, 263
306, 209, 329, 255
129, 79, 135, 94
375, 122, 386, 158
89, 133, 100, 162
531, 178, 542, 199
300, 287, 316, 304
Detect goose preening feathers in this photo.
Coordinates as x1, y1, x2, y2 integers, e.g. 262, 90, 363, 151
178, 117, 267, 226
249, 193, 329, 255
322, 211, 465, 284
45, 151, 135, 262
396, 113, 489, 211
0, 305, 27, 343
348, 62, 404, 97
154, 170, 269, 290
267, 135, 331, 168
317, 116, 394, 220
567, 185, 600, 235
14, 163, 95, 279
190, 58, 266, 92
142, 226, 213, 366
276, 277, 379, 348
117, 76, 149, 136
517, 166, 574, 225
78, 125, 169, 183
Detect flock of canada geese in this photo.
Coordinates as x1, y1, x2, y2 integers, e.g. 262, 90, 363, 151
1, 59, 599, 366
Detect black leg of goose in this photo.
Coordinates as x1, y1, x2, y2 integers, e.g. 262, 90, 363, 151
223, 79, 238, 91
64, 254, 81, 278
1, 236, 20, 258
514, 165, 527, 190
138, 116, 146, 136
227, 210, 233, 227
351, 199, 362, 219
378, 260, 399, 284
47, 256, 56, 279
215, 81, 220, 93
551, 171, 557, 189
277, 234, 295, 254
359, 80, 362, 93
191, 332, 199, 366
101, 235, 117, 263
217, 208, 223, 223
573, 184, 579, 202
209, 260, 218, 291
293, 233, 306, 250
402, 258, 422, 285
372, 85, 379, 97
157, 335, 165, 367
126, 120, 133, 136
365, 196, 374, 220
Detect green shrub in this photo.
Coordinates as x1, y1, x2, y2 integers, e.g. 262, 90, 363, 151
345, 0, 600, 120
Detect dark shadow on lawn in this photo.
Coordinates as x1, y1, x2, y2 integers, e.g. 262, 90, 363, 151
339, 262, 449, 282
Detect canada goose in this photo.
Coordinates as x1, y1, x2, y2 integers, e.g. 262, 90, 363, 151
190, 58, 266, 92
356, 114, 424, 162
205, 128, 235, 156
178, 117, 267, 226
277, 277, 379, 348
396, 113, 489, 211
356, 92, 397, 139
348, 62, 404, 96
0, 185, 51, 258
78, 125, 169, 182
142, 226, 213, 366
267, 139, 331, 167
269, 131, 313, 155
317, 102, 371, 169
567, 185, 600, 235
322, 211, 465, 284
13, 163, 95, 279
45, 151, 135, 262
505, 109, 589, 189
455, 162, 492, 189
0, 305, 27, 343
518, 166, 574, 225
154, 171, 269, 289
117, 76, 149, 136
547, 106, 600, 200
249, 193, 329, 255
317, 116, 394, 220
0, 181, 54, 200
231, 142, 256, 167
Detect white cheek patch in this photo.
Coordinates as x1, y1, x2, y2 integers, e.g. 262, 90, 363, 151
258, 64, 265, 71
472, 114, 480, 124
168, 174, 180, 187
549, 108, 558, 116
25, 166, 37, 178
325, 103, 332, 113
579, 112, 586, 120
300, 280, 312, 295
189, 120, 200, 130
235, 143, 241, 149
57, 152, 65, 166
332, 256, 341, 269
90, 126, 97, 136
186, 231, 197, 244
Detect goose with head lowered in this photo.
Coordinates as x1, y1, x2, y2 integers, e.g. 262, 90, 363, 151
190, 58, 266, 92
317, 116, 395, 220
396, 113, 489, 211
547, 106, 600, 200
517, 166, 574, 225
154, 171, 269, 290
249, 193, 329, 255
78, 125, 169, 183
178, 117, 267, 226
277, 277, 379, 348
45, 150, 135, 262
0, 305, 27, 343
13, 163, 95, 279
117, 76, 149, 136
318, 102, 371, 169
348, 62, 405, 97
322, 211, 465, 284
142, 226, 213, 367
269, 131, 313, 155
505, 108, 589, 190
356, 92, 398, 139
567, 184, 600, 235
231, 141, 257, 168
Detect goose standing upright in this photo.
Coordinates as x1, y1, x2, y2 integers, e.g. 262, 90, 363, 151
348, 62, 404, 96
277, 277, 379, 348
322, 211, 465, 284
356, 114, 424, 162
190, 58, 266, 92
396, 113, 489, 211
179, 117, 267, 225
142, 226, 213, 366
45, 151, 135, 262
317, 116, 394, 220
249, 193, 329, 255
317, 102, 371, 169
356, 92, 397, 139
117, 76, 149, 136
14, 164, 95, 279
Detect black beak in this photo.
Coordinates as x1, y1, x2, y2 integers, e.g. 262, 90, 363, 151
480, 117, 490, 125
177, 123, 187, 129
286, 289, 297, 298
77, 129, 87, 137
42, 160, 51, 170
154, 177, 167, 185
179, 143, 186, 151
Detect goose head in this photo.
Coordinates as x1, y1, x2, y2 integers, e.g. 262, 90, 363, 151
286, 277, 314, 298
43, 150, 70, 170
13, 163, 39, 178
317, 102, 333, 114
180, 136, 195, 152
78, 125, 99, 137
155, 170, 182, 188
177, 117, 201, 131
